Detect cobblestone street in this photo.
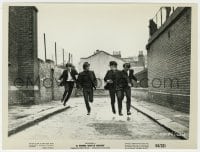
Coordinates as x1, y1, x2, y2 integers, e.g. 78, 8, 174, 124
10, 97, 178, 140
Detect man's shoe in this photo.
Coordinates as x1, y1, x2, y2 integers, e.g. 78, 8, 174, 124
127, 111, 131, 115
112, 108, 116, 114
112, 109, 116, 114
63, 102, 66, 106
119, 113, 123, 116
89, 100, 93, 103
87, 112, 90, 115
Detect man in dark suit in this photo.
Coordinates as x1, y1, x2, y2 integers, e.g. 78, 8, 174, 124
104, 61, 125, 116
59, 63, 78, 106
122, 63, 139, 115
77, 62, 97, 115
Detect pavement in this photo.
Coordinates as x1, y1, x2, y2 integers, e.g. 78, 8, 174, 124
8, 97, 189, 139
131, 99, 189, 139
8, 100, 70, 136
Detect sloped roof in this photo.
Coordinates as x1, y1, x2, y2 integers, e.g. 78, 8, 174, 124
80, 50, 125, 62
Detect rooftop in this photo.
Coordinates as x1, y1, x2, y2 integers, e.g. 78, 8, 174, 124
80, 50, 125, 62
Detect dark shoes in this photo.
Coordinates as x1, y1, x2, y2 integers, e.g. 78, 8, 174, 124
63, 102, 66, 106
87, 110, 91, 115
112, 109, 116, 114
63, 99, 69, 106
87, 109, 91, 115
119, 113, 123, 116
127, 111, 131, 115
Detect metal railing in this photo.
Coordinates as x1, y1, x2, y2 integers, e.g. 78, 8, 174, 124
152, 7, 177, 29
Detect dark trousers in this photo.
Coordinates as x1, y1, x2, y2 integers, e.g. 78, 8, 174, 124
109, 89, 116, 113
83, 88, 93, 112
116, 90, 123, 114
109, 89, 123, 114
62, 81, 74, 104
123, 87, 131, 112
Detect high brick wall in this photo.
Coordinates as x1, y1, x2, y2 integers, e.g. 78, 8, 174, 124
146, 7, 191, 113
8, 6, 38, 105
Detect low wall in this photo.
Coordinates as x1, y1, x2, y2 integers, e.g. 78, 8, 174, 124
75, 87, 148, 98
75, 89, 109, 96
131, 88, 190, 113
35, 59, 73, 103
131, 88, 149, 100
147, 91, 190, 113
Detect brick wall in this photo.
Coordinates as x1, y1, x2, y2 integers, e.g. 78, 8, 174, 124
8, 6, 76, 105
8, 6, 38, 104
146, 7, 191, 113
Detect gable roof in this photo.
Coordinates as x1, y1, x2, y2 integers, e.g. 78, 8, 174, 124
80, 50, 125, 62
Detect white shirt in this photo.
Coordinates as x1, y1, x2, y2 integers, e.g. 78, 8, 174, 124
127, 70, 130, 76
67, 70, 74, 81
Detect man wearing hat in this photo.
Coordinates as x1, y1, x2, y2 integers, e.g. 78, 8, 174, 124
104, 61, 125, 116
59, 63, 78, 106
122, 63, 139, 115
77, 62, 97, 115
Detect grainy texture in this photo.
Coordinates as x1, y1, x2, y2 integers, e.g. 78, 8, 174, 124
8, 6, 38, 104
146, 8, 191, 113
8, 7, 70, 104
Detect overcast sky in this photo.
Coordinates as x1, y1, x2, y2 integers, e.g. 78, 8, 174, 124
37, 4, 161, 66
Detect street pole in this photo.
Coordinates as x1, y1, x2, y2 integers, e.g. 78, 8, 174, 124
68, 53, 70, 63
160, 7, 163, 26
71, 54, 73, 64
55, 42, 57, 65
43, 33, 47, 61
63, 48, 65, 66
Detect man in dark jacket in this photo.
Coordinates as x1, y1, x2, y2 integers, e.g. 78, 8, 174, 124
59, 63, 78, 106
122, 63, 138, 115
77, 62, 97, 115
104, 61, 125, 116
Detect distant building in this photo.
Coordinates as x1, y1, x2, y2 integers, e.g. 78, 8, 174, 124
146, 7, 191, 113
112, 51, 122, 58
122, 51, 146, 73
